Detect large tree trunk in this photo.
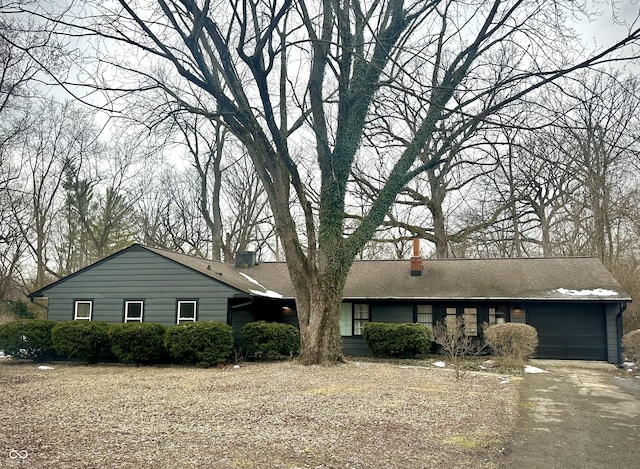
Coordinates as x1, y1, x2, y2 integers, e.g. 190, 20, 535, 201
296, 283, 344, 365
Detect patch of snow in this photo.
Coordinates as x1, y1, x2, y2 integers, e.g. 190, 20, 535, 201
433, 361, 446, 368
249, 288, 283, 299
0, 350, 7, 358
525, 364, 549, 374
553, 287, 618, 297
233, 365, 240, 369
240, 272, 283, 298
500, 379, 510, 384
239, 272, 262, 286
37, 365, 54, 370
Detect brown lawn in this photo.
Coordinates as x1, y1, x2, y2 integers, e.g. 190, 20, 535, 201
0, 359, 519, 468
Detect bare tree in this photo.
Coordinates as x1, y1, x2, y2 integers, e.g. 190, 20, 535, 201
26, 1, 640, 363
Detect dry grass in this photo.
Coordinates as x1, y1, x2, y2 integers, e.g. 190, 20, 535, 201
0, 359, 519, 468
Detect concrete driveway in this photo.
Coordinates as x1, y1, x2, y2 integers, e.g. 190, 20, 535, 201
505, 360, 640, 468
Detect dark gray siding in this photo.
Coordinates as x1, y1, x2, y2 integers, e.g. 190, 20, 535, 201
342, 337, 369, 356
41, 248, 238, 325
605, 303, 623, 364
371, 304, 412, 323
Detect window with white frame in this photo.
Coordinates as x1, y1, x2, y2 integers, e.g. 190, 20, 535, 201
353, 304, 370, 335
74, 300, 93, 320
124, 300, 144, 322
416, 304, 433, 327
177, 300, 197, 324
339, 302, 353, 336
463, 307, 478, 336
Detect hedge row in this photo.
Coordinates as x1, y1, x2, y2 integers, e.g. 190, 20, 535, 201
0, 319, 302, 366
0, 320, 234, 366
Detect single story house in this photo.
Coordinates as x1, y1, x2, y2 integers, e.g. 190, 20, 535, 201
29, 243, 631, 364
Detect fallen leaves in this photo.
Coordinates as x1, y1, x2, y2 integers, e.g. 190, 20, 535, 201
0, 360, 518, 468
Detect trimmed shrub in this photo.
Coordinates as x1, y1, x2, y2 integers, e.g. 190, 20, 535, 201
241, 321, 300, 360
622, 329, 640, 362
362, 322, 433, 358
0, 319, 57, 360
109, 323, 168, 364
484, 323, 538, 368
165, 321, 233, 367
52, 321, 110, 364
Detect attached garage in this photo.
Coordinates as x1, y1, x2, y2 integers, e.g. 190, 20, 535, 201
526, 303, 607, 360
30, 243, 631, 365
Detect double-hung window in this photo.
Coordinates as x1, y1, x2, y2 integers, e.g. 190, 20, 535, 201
353, 304, 370, 335
74, 300, 93, 321
177, 300, 197, 324
463, 307, 478, 336
416, 304, 433, 327
445, 307, 458, 328
124, 300, 144, 322
339, 303, 370, 336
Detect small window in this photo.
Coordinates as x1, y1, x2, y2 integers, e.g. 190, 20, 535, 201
353, 304, 370, 335
177, 300, 197, 324
489, 307, 506, 325
463, 307, 478, 336
339, 302, 353, 336
125, 301, 144, 322
74, 300, 92, 321
416, 304, 433, 327
445, 307, 457, 328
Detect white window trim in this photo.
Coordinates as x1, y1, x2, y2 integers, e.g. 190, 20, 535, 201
74, 300, 93, 321
177, 300, 197, 324
124, 300, 144, 323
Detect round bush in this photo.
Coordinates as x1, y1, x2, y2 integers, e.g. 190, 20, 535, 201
241, 321, 300, 360
52, 321, 110, 364
484, 323, 538, 368
165, 321, 233, 367
362, 322, 433, 358
109, 323, 168, 364
622, 329, 640, 362
0, 319, 57, 360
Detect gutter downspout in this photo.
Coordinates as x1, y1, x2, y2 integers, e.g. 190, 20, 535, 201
616, 302, 627, 366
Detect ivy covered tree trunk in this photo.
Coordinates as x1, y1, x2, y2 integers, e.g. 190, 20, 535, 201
33, 1, 640, 363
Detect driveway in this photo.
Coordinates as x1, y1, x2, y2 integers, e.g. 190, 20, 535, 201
505, 360, 640, 468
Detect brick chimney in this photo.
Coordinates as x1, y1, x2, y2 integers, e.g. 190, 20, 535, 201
410, 237, 423, 276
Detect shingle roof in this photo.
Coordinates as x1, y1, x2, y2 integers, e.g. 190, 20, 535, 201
237, 256, 630, 302
30, 244, 631, 302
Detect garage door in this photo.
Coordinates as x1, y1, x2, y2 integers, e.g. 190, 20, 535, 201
526, 304, 606, 360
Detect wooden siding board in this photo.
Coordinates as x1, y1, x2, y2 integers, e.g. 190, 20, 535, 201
43, 249, 237, 326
